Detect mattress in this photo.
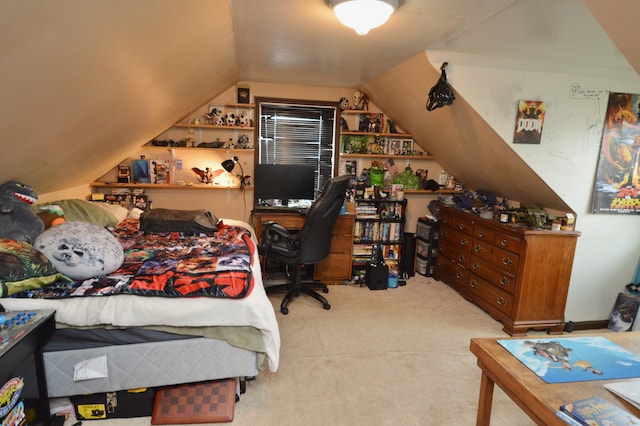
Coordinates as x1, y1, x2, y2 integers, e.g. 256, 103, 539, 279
43, 328, 259, 397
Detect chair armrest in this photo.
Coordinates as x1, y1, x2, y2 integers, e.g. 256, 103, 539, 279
261, 221, 290, 240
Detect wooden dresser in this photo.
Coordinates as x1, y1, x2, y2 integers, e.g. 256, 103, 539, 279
253, 211, 354, 284
434, 207, 580, 336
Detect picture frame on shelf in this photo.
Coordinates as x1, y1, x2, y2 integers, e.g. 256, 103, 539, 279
401, 139, 414, 155
388, 138, 402, 155
236, 85, 251, 104
132, 159, 150, 183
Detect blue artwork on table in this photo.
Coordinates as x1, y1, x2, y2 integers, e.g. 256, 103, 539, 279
498, 336, 640, 383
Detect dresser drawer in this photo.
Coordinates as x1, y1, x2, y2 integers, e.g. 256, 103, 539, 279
440, 213, 474, 235
435, 256, 468, 291
439, 231, 472, 268
474, 224, 495, 242
469, 256, 516, 294
491, 231, 522, 254
467, 274, 513, 316
472, 239, 520, 274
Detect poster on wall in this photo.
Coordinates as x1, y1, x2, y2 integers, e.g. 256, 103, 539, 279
592, 92, 640, 214
513, 100, 546, 144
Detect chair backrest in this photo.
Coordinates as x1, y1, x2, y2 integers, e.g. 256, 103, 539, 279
297, 174, 350, 265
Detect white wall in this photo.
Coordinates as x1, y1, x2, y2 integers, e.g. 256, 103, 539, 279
428, 50, 640, 322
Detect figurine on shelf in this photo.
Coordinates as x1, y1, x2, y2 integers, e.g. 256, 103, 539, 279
352, 90, 369, 110
237, 135, 251, 149
204, 106, 224, 125
339, 97, 350, 111
386, 119, 398, 133
237, 113, 250, 127
225, 113, 237, 126
191, 167, 223, 185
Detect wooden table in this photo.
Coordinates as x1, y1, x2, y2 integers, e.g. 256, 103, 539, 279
470, 333, 640, 425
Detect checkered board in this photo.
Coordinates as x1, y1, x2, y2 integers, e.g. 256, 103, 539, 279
151, 378, 236, 424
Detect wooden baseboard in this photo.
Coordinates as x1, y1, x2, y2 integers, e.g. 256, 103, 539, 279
564, 320, 609, 332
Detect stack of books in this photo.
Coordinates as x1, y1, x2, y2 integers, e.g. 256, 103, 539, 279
558, 396, 640, 425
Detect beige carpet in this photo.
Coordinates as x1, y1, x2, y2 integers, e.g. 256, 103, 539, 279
62, 276, 576, 425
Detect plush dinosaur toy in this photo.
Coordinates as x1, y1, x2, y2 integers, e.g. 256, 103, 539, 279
0, 180, 44, 243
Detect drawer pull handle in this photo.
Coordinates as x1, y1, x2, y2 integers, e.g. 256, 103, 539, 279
502, 257, 512, 266
456, 272, 464, 279
442, 217, 449, 224
499, 277, 510, 286
497, 297, 506, 306
472, 263, 480, 271
436, 260, 442, 266
478, 231, 485, 238
474, 245, 482, 253
470, 280, 478, 288
458, 255, 466, 263
500, 239, 508, 247
458, 224, 465, 231
461, 239, 469, 246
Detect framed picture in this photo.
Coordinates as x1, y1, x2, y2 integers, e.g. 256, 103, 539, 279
236, 85, 251, 104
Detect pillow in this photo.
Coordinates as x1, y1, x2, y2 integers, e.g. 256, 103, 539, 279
91, 202, 129, 224
33, 221, 124, 280
33, 204, 66, 229
0, 238, 71, 297
140, 208, 220, 234
31, 199, 118, 228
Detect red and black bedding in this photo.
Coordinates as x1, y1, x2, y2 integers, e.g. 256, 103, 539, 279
12, 218, 255, 299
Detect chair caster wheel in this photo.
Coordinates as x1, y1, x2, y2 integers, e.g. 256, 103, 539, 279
323, 303, 331, 310
322, 287, 329, 293
281, 307, 289, 315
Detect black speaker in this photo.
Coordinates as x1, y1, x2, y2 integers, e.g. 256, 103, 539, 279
400, 232, 416, 278
365, 263, 389, 290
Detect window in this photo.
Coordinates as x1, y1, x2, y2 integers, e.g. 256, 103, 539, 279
255, 97, 339, 199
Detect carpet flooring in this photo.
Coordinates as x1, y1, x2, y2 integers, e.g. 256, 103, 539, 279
60, 275, 585, 425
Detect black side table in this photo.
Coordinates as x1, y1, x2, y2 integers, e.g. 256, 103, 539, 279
0, 310, 55, 426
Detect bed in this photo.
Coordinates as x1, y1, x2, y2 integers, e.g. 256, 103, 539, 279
0, 202, 280, 399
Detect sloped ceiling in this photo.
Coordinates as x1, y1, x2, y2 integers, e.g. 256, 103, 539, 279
0, 0, 637, 205
0, 0, 238, 194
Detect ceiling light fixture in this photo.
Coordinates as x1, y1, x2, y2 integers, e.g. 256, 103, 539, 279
328, 0, 399, 36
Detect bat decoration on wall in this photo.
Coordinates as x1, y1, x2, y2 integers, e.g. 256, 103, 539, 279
426, 62, 455, 111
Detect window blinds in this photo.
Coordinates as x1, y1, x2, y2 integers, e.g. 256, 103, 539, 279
258, 101, 337, 195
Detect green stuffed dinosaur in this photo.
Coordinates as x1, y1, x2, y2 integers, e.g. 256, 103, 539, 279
0, 180, 44, 244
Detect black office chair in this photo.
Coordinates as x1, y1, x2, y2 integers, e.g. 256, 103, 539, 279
259, 174, 350, 314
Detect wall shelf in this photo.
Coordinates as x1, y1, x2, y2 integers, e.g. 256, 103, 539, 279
403, 189, 463, 195
141, 146, 254, 153
341, 131, 413, 138
172, 123, 255, 131
340, 153, 433, 160
90, 182, 251, 190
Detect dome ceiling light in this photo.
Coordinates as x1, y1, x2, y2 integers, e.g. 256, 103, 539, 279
328, 0, 399, 35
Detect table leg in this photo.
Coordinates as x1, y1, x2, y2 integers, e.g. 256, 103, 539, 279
476, 368, 495, 426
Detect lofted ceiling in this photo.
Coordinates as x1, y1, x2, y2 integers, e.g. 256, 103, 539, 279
0, 0, 638, 209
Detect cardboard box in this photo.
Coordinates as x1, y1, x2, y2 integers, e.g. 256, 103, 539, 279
71, 388, 156, 420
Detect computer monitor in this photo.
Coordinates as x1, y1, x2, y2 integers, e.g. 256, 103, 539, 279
254, 164, 316, 207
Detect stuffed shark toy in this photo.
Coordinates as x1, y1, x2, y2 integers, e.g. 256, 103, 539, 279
0, 180, 44, 243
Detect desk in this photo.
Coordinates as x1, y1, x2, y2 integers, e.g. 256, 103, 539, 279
470, 333, 640, 425
253, 211, 354, 284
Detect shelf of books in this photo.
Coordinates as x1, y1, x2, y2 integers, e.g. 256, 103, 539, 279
352, 198, 406, 279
